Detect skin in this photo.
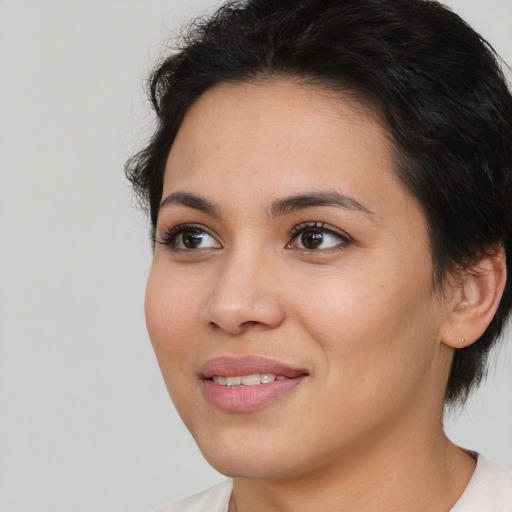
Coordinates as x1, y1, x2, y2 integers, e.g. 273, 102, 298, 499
145, 80, 480, 511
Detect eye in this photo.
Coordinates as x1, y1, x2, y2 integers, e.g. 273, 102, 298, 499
287, 222, 351, 251
157, 224, 221, 251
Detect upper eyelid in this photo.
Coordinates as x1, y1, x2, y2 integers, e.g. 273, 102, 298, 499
156, 223, 221, 247
289, 221, 352, 240
157, 222, 214, 235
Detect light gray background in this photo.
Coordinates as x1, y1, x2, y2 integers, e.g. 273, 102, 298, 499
0, 1, 511, 511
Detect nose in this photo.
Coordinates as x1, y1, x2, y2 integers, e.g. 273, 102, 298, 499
200, 249, 286, 335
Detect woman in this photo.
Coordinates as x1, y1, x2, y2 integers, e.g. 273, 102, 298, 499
126, 0, 512, 510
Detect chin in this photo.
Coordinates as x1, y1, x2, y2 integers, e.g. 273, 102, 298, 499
203, 451, 296, 480
191, 426, 301, 480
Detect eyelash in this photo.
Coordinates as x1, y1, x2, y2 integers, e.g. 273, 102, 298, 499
157, 221, 352, 252
156, 223, 219, 251
287, 221, 352, 251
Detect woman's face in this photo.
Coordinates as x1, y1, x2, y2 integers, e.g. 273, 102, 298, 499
146, 80, 453, 479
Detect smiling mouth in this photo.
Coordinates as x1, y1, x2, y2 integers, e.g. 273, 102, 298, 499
200, 355, 307, 380
200, 356, 308, 412
211, 373, 291, 386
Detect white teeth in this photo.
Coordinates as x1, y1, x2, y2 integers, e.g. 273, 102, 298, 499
212, 373, 278, 386
260, 373, 276, 384
241, 374, 260, 386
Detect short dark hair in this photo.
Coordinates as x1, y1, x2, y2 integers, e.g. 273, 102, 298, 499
126, 0, 512, 405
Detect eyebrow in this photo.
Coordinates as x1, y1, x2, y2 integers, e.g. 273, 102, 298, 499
159, 191, 220, 216
268, 191, 373, 217
159, 190, 373, 218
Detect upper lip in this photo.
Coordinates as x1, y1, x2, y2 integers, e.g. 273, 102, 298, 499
199, 355, 308, 379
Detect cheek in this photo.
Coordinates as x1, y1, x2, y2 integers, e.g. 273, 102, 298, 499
293, 264, 440, 378
144, 263, 202, 373
292, 267, 388, 342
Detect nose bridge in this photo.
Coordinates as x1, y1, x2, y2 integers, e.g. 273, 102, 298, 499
201, 242, 285, 333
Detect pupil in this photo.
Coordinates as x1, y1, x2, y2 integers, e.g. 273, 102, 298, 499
302, 230, 323, 249
183, 231, 203, 248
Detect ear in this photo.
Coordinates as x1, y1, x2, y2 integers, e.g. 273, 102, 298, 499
440, 247, 507, 349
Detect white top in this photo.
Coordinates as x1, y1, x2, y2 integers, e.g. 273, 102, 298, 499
155, 455, 512, 512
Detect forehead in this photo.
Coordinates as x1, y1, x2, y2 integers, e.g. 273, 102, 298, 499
165, 80, 396, 191
173, 79, 384, 150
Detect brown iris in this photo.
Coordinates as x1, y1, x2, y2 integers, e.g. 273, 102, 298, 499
301, 230, 324, 249
182, 231, 205, 249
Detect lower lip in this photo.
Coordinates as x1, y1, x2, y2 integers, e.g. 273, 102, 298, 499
202, 376, 306, 413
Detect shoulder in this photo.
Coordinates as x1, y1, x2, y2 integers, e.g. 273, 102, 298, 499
153, 480, 233, 512
451, 455, 512, 511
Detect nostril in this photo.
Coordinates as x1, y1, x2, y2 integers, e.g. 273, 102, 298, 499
207, 319, 266, 334
242, 321, 260, 327
207, 320, 222, 330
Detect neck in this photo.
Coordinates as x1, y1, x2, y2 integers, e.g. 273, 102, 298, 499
230, 422, 475, 512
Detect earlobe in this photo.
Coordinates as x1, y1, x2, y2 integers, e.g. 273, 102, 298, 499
440, 247, 507, 349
